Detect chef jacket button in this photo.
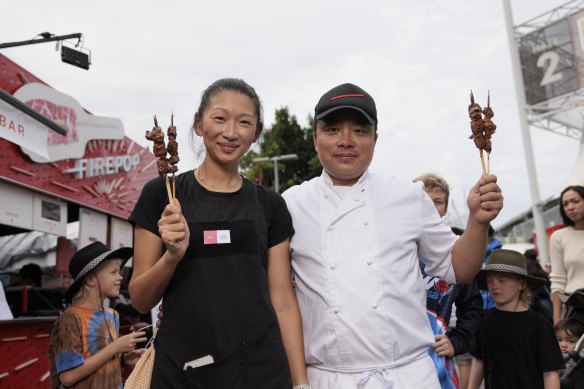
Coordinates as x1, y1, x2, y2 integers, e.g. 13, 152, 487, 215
372, 304, 378, 309
363, 221, 369, 226
334, 307, 340, 313
330, 263, 336, 270
367, 260, 372, 265
328, 226, 334, 231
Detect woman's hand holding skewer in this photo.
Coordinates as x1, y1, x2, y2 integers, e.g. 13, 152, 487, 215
158, 199, 190, 264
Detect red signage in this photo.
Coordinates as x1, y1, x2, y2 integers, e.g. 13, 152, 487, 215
0, 54, 157, 219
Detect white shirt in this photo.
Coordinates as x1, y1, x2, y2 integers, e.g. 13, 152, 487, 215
550, 227, 584, 294
283, 170, 458, 372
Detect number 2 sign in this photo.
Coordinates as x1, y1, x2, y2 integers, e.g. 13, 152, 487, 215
519, 16, 581, 105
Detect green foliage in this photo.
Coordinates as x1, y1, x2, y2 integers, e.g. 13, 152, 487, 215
241, 107, 320, 192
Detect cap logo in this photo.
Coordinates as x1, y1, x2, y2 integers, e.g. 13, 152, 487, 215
331, 93, 365, 100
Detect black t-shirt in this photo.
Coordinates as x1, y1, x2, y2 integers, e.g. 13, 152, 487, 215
472, 308, 564, 389
128, 170, 296, 388
129, 170, 294, 248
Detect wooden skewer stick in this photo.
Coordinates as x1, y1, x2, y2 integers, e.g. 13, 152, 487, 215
480, 149, 488, 177
172, 175, 176, 201
165, 174, 174, 205
487, 91, 491, 175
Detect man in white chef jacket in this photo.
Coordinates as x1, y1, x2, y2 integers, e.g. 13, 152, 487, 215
282, 83, 503, 389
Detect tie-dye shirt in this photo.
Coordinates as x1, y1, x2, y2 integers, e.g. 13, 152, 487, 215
48, 305, 122, 389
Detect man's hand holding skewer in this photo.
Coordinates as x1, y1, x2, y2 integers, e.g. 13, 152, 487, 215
467, 174, 503, 225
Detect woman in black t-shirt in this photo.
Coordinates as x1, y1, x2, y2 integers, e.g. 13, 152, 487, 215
128, 78, 308, 389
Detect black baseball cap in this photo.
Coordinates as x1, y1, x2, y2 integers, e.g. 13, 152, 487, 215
314, 83, 377, 125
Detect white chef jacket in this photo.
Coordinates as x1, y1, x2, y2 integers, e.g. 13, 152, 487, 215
282, 170, 458, 372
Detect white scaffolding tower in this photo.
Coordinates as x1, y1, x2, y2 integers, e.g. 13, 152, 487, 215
503, 0, 584, 264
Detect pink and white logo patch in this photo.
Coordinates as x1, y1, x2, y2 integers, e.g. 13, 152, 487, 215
203, 230, 231, 245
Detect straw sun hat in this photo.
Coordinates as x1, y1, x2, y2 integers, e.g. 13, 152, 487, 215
476, 248, 547, 291
65, 241, 133, 303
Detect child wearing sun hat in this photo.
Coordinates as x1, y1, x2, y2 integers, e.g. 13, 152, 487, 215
48, 241, 147, 388
468, 248, 564, 389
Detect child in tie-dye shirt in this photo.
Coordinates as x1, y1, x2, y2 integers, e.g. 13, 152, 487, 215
48, 242, 146, 388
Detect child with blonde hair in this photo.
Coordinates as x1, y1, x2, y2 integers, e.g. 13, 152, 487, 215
48, 242, 147, 388
469, 249, 564, 389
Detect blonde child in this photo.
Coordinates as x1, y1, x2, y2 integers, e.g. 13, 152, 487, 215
468, 249, 564, 389
48, 242, 147, 388
555, 318, 584, 388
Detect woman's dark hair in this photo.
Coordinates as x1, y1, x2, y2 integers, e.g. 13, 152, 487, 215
197, 78, 264, 134
524, 250, 550, 287
559, 185, 584, 226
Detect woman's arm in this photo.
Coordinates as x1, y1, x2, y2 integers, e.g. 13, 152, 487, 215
267, 239, 308, 386
552, 292, 563, 325
467, 357, 484, 389
543, 370, 560, 389
549, 232, 566, 325
129, 201, 190, 313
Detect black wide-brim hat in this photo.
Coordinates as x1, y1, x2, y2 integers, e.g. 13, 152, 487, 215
65, 241, 133, 304
476, 248, 547, 291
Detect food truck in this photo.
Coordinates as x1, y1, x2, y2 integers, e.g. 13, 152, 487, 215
0, 53, 156, 387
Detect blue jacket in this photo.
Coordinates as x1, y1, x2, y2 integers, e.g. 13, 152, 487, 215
421, 262, 484, 389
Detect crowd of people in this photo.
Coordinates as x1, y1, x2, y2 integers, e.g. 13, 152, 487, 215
45, 79, 584, 389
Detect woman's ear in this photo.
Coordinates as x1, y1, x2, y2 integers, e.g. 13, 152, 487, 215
194, 113, 203, 137
254, 124, 263, 142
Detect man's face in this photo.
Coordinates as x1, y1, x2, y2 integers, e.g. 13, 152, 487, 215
427, 189, 448, 217
313, 109, 377, 186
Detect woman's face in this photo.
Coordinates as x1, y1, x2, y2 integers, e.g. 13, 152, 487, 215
562, 189, 584, 224
195, 90, 260, 167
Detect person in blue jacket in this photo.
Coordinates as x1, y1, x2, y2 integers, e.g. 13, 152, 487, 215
480, 225, 502, 310
415, 174, 483, 389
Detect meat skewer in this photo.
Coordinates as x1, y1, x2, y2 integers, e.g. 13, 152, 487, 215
167, 114, 179, 200
145, 115, 174, 204
468, 90, 496, 176
482, 91, 497, 174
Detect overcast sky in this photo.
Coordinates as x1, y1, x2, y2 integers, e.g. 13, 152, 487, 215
2, 0, 582, 228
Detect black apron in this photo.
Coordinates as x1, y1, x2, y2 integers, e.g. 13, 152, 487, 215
150, 179, 291, 388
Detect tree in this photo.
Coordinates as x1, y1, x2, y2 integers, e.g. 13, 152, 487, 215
241, 107, 320, 193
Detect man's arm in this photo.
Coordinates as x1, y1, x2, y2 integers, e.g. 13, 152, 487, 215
452, 175, 502, 283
